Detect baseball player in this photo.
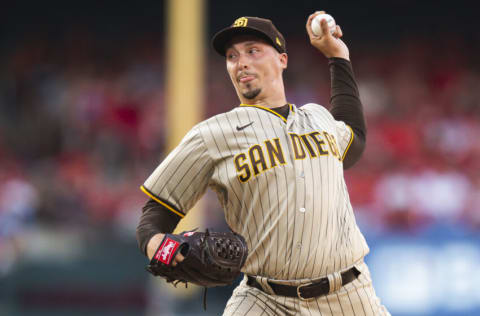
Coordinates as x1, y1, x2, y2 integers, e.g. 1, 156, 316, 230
136, 12, 390, 315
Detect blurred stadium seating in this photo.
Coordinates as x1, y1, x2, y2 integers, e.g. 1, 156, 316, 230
1, 2, 479, 315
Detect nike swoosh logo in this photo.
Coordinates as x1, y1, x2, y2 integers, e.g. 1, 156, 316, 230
236, 121, 254, 131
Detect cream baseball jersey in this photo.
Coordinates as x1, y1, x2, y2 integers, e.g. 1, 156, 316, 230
141, 103, 370, 281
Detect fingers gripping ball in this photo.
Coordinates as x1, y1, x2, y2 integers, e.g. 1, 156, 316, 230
146, 229, 248, 288
311, 13, 336, 37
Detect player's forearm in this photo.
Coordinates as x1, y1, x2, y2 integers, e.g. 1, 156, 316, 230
328, 57, 366, 168
328, 57, 365, 138
136, 199, 180, 257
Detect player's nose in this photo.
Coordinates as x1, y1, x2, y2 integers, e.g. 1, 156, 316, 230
237, 53, 250, 70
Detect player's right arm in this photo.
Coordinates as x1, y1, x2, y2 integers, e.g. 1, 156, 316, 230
328, 57, 366, 169
306, 11, 366, 169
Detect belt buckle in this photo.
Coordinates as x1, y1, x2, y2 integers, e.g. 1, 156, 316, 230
296, 282, 312, 301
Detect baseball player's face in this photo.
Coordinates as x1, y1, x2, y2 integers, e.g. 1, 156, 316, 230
225, 36, 287, 102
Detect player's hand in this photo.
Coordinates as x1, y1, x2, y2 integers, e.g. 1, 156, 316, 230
172, 253, 184, 266
147, 233, 185, 266
306, 11, 349, 60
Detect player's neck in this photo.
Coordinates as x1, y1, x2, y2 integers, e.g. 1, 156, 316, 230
239, 85, 287, 109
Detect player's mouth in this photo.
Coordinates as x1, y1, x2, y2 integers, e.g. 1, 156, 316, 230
238, 74, 256, 83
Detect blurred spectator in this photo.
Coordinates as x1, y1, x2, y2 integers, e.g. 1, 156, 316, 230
0, 168, 38, 275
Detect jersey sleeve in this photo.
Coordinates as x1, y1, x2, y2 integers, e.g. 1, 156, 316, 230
334, 120, 354, 161
301, 103, 354, 161
141, 126, 214, 218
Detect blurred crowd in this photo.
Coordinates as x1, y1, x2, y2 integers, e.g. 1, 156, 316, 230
1, 30, 479, 269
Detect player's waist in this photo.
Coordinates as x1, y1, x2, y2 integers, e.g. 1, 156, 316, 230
246, 265, 361, 300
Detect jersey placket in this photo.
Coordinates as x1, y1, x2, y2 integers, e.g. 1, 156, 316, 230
285, 108, 307, 278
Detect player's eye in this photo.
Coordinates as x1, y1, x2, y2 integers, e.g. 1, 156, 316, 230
227, 52, 237, 60
248, 47, 260, 54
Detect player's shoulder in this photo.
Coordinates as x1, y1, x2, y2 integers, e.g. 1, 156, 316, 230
195, 109, 236, 129
298, 102, 329, 114
298, 102, 334, 119
191, 109, 241, 139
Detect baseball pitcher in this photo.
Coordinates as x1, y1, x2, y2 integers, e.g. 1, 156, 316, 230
136, 11, 390, 315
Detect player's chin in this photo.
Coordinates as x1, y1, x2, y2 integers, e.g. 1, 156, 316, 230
242, 87, 262, 100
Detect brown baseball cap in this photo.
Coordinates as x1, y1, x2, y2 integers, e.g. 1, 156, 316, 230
212, 17, 286, 56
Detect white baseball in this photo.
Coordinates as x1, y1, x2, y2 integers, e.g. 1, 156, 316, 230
311, 13, 336, 37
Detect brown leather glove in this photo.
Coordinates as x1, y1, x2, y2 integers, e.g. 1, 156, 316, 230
146, 229, 248, 288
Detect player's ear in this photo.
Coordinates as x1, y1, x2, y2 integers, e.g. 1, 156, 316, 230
279, 53, 288, 69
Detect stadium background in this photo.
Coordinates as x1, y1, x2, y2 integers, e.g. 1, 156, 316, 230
1, 1, 479, 315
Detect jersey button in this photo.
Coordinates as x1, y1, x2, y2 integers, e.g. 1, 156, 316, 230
299, 171, 305, 178
299, 207, 306, 213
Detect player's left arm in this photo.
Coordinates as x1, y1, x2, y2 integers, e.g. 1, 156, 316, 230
136, 125, 214, 258
306, 11, 366, 169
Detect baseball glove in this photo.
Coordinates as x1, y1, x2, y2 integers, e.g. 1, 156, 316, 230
146, 229, 248, 288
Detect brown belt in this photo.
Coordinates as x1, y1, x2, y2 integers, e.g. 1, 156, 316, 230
247, 267, 360, 300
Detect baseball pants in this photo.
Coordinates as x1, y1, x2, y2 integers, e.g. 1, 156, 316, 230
223, 261, 390, 316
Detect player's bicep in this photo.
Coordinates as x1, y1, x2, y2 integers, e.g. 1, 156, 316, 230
335, 120, 365, 169
342, 129, 365, 169
142, 127, 214, 215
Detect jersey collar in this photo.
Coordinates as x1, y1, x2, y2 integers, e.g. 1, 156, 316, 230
239, 103, 295, 123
